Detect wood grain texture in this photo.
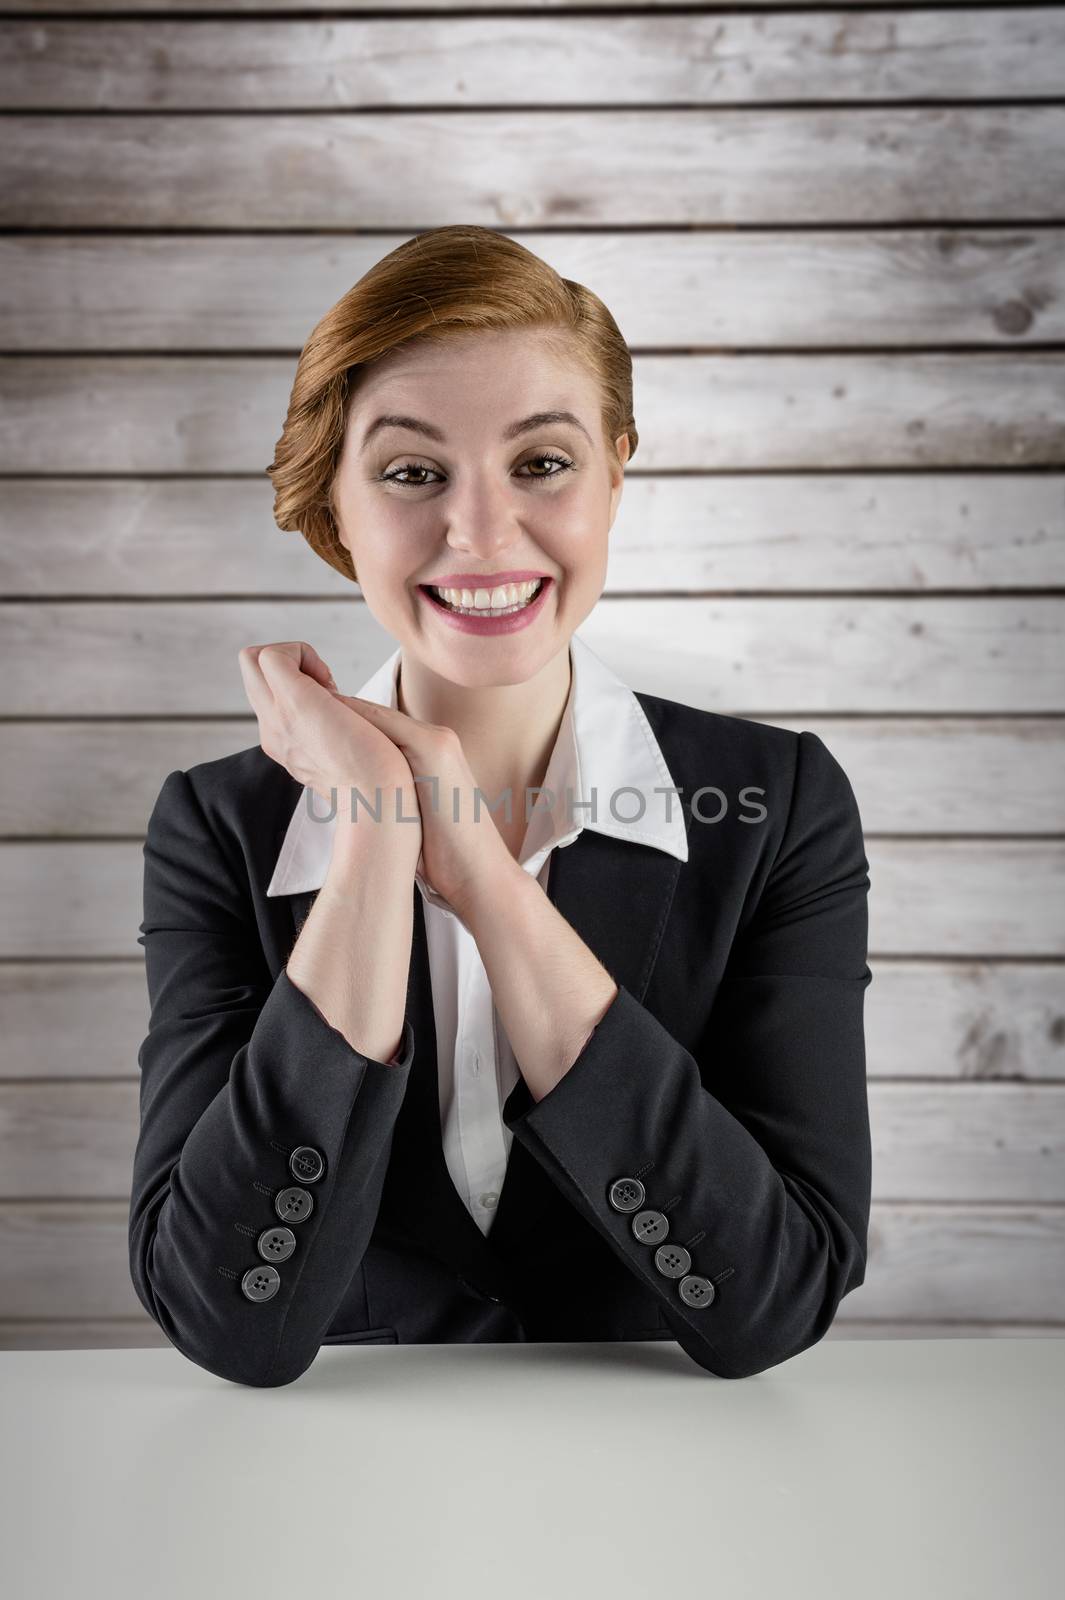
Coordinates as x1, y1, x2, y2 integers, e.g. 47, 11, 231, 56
4, 108, 1065, 228
4, 11, 1063, 109
6, 231, 1064, 352
7, 0, 1013, 13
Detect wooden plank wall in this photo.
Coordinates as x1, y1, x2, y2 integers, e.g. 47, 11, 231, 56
1, 1, 1063, 1351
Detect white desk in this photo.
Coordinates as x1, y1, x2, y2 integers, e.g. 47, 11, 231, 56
4, 1337, 1062, 1599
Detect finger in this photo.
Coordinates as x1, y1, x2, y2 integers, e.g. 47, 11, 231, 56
259, 641, 337, 697
237, 643, 278, 717
290, 640, 337, 691
244, 641, 335, 688
257, 644, 315, 705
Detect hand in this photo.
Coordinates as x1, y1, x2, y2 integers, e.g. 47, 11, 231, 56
337, 698, 518, 915
237, 641, 421, 851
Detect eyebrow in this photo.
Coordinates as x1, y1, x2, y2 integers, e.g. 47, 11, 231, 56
360, 409, 593, 451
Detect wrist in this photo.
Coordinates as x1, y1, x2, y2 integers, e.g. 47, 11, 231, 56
451, 849, 535, 929
330, 811, 421, 868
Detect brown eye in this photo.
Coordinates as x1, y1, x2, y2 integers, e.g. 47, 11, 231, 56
381, 461, 440, 487
521, 452, 574, 481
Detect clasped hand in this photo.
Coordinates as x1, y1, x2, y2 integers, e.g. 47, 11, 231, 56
239, 639, 519, 918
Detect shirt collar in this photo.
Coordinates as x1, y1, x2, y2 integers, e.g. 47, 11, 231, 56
265, 631, 688, 907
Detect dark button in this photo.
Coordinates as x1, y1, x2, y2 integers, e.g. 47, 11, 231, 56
608, 1177, 646, 1213
678, 1274, 716, 1309
258, 1225, 296, 1263
241, 1264, 281, 1303
290, 1145, 325, 1184
275, 1185, 314, 1224
632, 1208, 669, 1245
654, 1242, 691, 1279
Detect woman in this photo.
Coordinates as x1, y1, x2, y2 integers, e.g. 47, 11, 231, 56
130, 226, 873, 1388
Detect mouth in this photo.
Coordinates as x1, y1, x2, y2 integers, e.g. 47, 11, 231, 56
419, 576, 548, 619
417, 575, 553, 635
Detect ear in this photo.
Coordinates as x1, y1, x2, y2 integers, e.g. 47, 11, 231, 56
608, 431, 630, 524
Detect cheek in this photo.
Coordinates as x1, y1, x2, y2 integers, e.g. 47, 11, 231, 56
552, 512, 609, 574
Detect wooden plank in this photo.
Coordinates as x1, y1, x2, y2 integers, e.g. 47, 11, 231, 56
867, 843, 1065, 958
4, 474, 1064, 596
5, 959, 1064, 1085
0, 838, 1063, 959
1, 964, 154, 1080
3, 719, 1063, 837
6, 355, 1063, 474
0, 1319, 1058, 1353
1, 1201, 1060, 1321
2, 599, 1062, 716
5, 11, 1063, 109
7, 230, 1064, 352
9, 1, 1002, 14
0, 1321, 172, 1350
863, 960, 1065, 1082
4, 108, 1064, 228
3, 1080, 1062, 1203
751, 722, 1065, 836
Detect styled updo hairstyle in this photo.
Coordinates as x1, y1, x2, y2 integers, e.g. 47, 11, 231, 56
266, 225, 638, 584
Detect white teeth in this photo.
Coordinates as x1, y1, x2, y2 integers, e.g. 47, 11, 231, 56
429, 578, 544, 616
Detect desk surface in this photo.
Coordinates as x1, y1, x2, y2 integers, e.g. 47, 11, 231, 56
4, 1337, 1063, 1600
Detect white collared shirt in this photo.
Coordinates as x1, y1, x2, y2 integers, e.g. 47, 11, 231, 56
266, 632, 688, 1238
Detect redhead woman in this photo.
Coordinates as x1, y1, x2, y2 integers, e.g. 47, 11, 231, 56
130, 226, 872, 1387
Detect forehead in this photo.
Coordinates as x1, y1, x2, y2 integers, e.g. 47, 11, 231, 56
351, 327, 596, 413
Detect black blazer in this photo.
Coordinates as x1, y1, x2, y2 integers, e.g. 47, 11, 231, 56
130, 687, 872, 1387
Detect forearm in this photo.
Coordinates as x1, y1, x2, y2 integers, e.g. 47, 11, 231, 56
132, 767, 419, 1388
286, 819, 420, 1064
457, 860, 619, 1103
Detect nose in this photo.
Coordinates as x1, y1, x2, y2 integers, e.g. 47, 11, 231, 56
441, 476, 528, 563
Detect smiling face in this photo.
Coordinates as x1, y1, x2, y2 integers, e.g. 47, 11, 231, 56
331, 327, 630, 689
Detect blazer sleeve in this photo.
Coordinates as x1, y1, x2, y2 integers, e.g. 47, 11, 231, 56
129, 767, 415, 1388
502, 729, 873, 1380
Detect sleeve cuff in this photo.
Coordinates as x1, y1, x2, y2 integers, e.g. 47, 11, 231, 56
501, 982, 628, 1133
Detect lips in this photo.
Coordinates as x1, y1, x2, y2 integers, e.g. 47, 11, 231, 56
421, 577, 543, 612
418, 575, 553, 634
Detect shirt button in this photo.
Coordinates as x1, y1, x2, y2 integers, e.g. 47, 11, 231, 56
480, 1191, 498, 1209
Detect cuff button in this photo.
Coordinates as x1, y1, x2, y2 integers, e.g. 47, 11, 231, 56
275, 1186, 314, 1224
654, 1243, 691, 1279
258, 1225, 297, 1263
290, 1146, 326, 1184
607, 1177, 646, 1213
678, 1274, 715, 1309
241, 1264, 281, 1303
632, 1208, 669, 1245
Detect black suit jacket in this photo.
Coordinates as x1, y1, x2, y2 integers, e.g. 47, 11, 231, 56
130, 688, 872, 1387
